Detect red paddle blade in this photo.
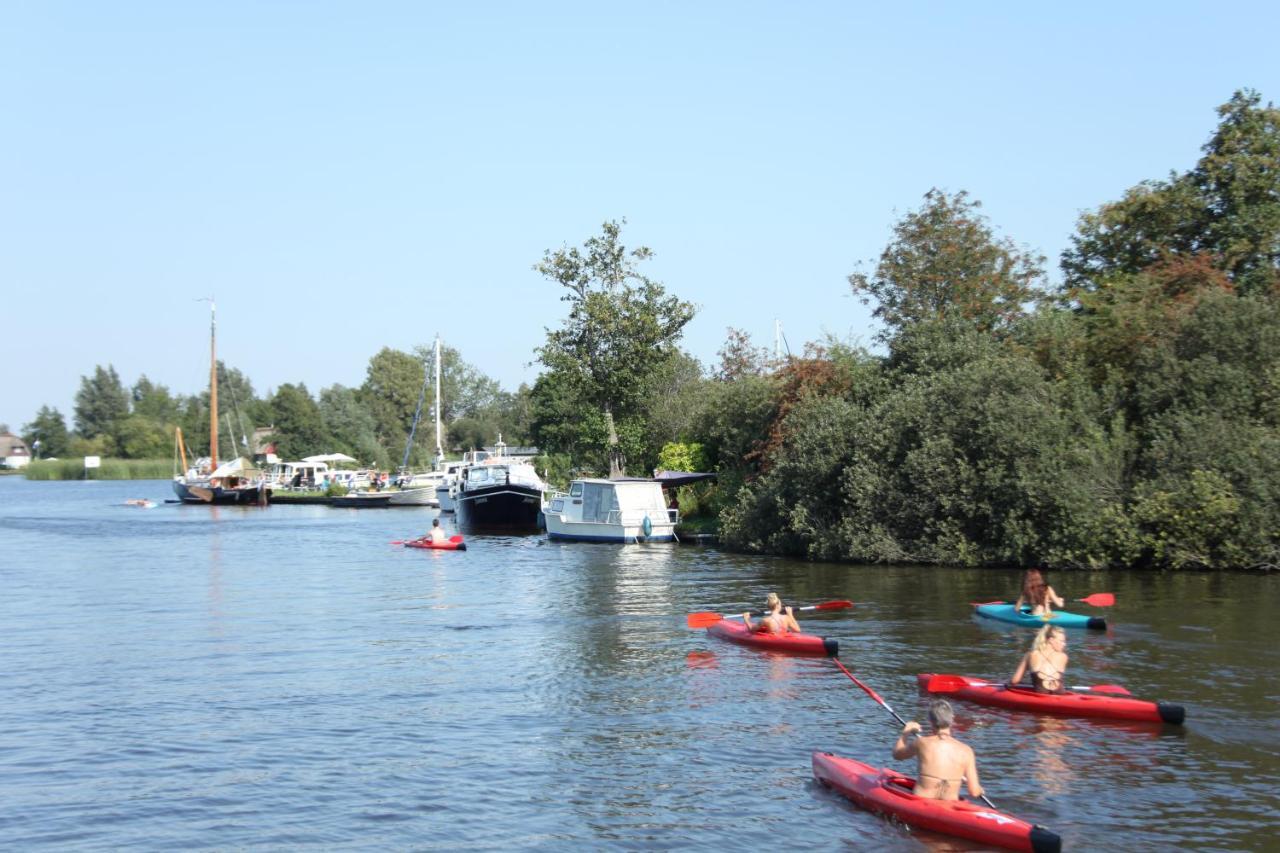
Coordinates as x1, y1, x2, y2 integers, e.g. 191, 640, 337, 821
686, 611, 725, 629
1086, 684, 1131, 695
449, 534, 464, 543
1078, 592, 1115, 607
812, 600, 854, 611
925, 674, 969, 693
390, 540, 405, 545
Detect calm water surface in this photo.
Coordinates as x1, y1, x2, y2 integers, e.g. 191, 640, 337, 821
1, 477, 1277, 850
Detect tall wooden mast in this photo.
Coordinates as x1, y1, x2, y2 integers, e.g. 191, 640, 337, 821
208, 299, 218, 470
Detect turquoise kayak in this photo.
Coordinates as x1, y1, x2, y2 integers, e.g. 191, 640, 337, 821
973, 602, 1105, 630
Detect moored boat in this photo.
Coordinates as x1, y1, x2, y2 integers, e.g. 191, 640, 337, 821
172, 301, 263, 506
974, 602, 1105, 630
455, 437, 547, 529
542, 477, 678, 542
705, 618, 837, 656
918, 673, 1185, 724
812, 752, 1061, 852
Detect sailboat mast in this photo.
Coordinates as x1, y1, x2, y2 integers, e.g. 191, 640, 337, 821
434, 336, 444, 464
209, 299, 218, 470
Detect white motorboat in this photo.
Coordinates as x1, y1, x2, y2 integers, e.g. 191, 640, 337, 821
542, 478, 679, 542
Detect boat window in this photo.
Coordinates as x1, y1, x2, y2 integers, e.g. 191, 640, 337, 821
570, 482, 583, 497
550, 499, 563, 512
582, 482, 613, 523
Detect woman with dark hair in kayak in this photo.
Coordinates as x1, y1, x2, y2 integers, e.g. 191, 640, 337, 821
1014, 568, 1064, 616
893, 699, 984, 802
741, 592, 801, 634
1011, 625, 1069, 693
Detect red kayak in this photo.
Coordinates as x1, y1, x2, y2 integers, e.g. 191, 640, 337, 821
812, 752, 1060, 852
705, 618, 837, 656
918, 673, 1184, 724
402, 535, 467, 551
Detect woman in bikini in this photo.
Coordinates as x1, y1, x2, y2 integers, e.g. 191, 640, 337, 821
1011, 624, 1069, 693
892, 699, 984, 801
741, 592, 802, 634
1014, 568, 1064, 616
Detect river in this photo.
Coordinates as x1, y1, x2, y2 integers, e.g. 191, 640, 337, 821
0, 477, 1276, 850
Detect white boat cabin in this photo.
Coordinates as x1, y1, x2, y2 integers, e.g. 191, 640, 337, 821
543, 478, 678, 542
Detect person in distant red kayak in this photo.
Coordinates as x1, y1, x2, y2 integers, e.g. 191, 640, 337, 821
741, 592, 801, 634
1014, 568, 1064, 616
893, 699, 984, 802
1011, 624, 1069, 693
419, 518, 447, 544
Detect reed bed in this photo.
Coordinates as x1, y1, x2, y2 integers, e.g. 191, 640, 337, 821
23, 459, 173, 480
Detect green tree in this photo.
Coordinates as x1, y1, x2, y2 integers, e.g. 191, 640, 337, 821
131, 375, 181, 423
849, 189, 1046, 342
318, 385, 384, 466
22, 406, 70, 458
114, 414, 171, 459
267, 383, 329, 460
74, 365, 130, 439
358, 347, 425, 460
1063, 90, 1280, 296
534, 219, 696, 475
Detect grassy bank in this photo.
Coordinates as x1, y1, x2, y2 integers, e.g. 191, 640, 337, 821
23, 459, 172, 480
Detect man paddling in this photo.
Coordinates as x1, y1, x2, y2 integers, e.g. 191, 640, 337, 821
892, 699, 984, 802
425, 518, 447, 544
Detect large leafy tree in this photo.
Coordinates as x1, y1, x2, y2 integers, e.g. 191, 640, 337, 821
1063, 90, 1280, 296
73, 365, 130, 439
267, 383, 329, 460
318, 385, 384, 466
533, 219, 695, 475
131, 375, 181, 423
358, 347, 426, 460
849, 189, 1046, 342
22, 406, 70, 458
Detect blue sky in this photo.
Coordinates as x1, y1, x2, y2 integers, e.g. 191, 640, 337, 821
3, 2, 1277, 431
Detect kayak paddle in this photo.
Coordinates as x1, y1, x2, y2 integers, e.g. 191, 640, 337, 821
685, 599, 853, 629
925, 674, 1132, 696
971, 593, 1115, 607
834, 658, 997, 810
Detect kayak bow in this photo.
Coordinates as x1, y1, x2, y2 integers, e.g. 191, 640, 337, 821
705, 618, 837, 656
812, 752, 1060, 852
918, 673, 1185, 724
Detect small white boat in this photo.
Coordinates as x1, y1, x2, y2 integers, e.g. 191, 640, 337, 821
542, 478, 679, 543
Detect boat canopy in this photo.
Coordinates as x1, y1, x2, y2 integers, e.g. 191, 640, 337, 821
653, 470, 718, 489
302, 453, 358, 465
210, 457, 256, 478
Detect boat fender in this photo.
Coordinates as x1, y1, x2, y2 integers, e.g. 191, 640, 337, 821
642, 515, 653, 537
1157, 701, 1186, 725
1086, 616, 1107, 630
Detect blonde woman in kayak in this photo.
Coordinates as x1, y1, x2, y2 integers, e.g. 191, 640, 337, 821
741, 592, 801, 634
893, 699, 984, 801
1011, 624, 1069, 693
1014, 568, 1064, 615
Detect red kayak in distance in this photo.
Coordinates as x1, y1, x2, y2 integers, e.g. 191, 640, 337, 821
705, 618, 837, 656
402, 535, 467, 551
918, 673, 1185, 724
812, 752, 1061, 853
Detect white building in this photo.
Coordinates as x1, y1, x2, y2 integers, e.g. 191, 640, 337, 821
0, 433, 33, 468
